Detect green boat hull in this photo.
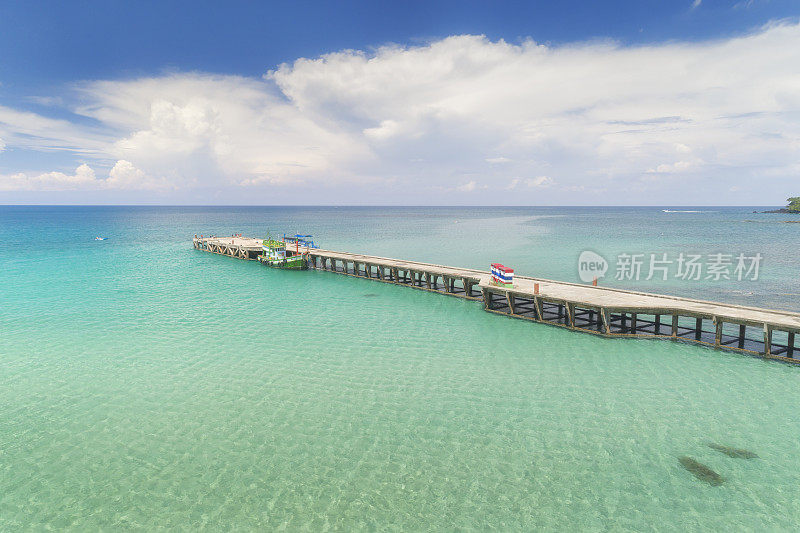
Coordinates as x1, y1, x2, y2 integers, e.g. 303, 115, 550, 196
258, 255, 308, 270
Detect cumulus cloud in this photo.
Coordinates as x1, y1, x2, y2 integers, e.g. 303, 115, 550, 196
0, 163, 96, 191
1, 22, 800, 203
527, 176, 554, 188
457, 180, 478, 192
507, 176, 554, 189
0, 160, 157, 191
105, 160, 170, 189
646, 160, 700, 174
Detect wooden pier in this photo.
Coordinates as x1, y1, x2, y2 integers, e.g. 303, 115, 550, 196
194, 236, 800, 364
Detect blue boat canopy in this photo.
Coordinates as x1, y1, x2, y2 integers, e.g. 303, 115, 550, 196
283, 233, 319, 249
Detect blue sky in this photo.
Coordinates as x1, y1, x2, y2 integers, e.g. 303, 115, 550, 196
0, 0, 798, 204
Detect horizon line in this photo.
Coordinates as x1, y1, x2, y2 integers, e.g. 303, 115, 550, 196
0, 203, 787, 208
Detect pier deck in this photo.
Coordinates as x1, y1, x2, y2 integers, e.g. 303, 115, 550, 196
193, 236, 264, 260
193, 236, 800, 364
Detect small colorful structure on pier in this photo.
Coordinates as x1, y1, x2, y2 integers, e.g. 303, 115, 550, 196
490, 263, 514, 287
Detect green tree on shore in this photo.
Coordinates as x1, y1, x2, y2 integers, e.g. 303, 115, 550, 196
787, 197, 800, 212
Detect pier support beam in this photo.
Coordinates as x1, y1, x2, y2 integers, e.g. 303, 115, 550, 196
464, 279, 474, 298
533, 296, 543, 321
600, 308, 611, 334
764, 324, 772, 357
715, 318, 723, 347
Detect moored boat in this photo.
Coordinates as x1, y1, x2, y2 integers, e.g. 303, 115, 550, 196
257, 237, 308, 270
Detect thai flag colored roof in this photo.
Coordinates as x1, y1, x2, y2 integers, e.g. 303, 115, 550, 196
491, 263, 514, 274
492, 263, 514, 273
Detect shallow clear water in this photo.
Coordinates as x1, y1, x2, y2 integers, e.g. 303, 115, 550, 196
1, 206, 800, 530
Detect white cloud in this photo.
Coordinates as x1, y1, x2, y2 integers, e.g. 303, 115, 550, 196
1, 22, 800, 203
691, 0, 702, 10
646, 160, 699, 174
457, 180, 478, 192
506, 176, 554, 189
75, 74, 370, 189
0, 160, 156, 191
526, 176, 554, 188
106, 160, 170, 190
0, 105, 108, 154
25, 96, 65, 107
363, 119, 401, 140
0, 163, 96, 191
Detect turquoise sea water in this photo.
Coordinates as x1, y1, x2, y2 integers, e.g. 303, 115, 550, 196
2, 206, 800, 530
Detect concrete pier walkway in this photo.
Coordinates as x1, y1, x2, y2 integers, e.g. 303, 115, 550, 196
193, 236, 800, 364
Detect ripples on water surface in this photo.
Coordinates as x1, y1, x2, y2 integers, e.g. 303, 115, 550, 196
1, 206, 800, 530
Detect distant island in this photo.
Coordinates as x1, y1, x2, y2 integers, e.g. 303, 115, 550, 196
762, 197, 800, 214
